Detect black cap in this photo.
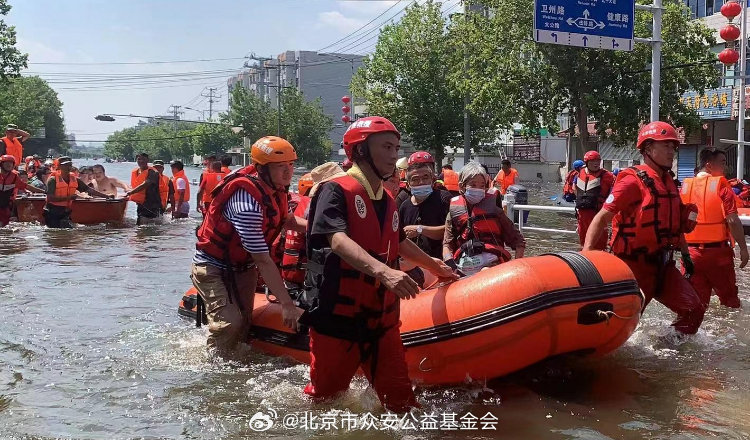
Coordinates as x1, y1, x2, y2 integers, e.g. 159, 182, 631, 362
152, 160, 165, 166
58, 156, 73, 165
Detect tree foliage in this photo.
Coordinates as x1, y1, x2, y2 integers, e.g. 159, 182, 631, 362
0, 0, 27, 80
352, 0, 463, 166
279, 88, 332, 166
223, 85, 276, 143
0, 76, 67, 153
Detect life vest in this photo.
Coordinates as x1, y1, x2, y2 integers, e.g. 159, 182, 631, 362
562, 170, 578, 196
681, 175, 731, 244
575, 168, 612, 210
269, 192, 300, 265
0, 170, 20, 207
494, 168, 519, 195
130, 167, 154, 204
221, 166, 230, 174
47, 174, 78, 208
280, 195, 311, 285
171, 169, 191, 203
302, 175, 400, 342
158, 174, 170, 210
610, 165, 683, 256
201, 171, 225, 203
195, 168, 288, 269
448, 192, 511, 262
443, 169, 459, 192
0, 137, 23, 167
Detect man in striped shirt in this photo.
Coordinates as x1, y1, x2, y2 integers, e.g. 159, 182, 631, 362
192, 136, 306, 355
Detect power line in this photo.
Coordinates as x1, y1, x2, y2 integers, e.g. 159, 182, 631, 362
330, 1, 417, 54
77, 133, 224, 143
28, 57, 246, 66
317, 1, 405, 52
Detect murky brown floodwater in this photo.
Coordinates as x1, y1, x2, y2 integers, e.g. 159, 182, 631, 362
0, 163, 748, 439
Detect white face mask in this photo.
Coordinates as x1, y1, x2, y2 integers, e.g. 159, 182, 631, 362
463, 187, 486, 204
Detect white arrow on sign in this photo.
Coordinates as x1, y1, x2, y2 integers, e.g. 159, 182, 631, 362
566, 9, 606, 31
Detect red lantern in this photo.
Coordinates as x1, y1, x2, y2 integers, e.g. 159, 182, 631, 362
719, 48, 740, 65
721, 0, 742, 20
341, 96, 351, 104
341, 106, 350, 113
720, 24, 741, 42
341, 115, 351, 123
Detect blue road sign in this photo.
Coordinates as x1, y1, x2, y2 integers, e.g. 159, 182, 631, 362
534, 0, 636, 51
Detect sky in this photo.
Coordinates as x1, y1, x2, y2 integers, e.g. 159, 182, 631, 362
6, 0, 459, 145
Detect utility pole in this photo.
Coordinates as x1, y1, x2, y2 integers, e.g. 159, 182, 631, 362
277, 63, 282, 136
201, 88, 221, 121
738, 1, 748, 179
168, 105, 183, 130
634, 0, 663, 122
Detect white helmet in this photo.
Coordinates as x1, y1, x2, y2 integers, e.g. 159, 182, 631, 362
396, 157, 409, 170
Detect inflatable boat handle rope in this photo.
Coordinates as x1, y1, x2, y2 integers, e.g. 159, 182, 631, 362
596, 309, 635, 323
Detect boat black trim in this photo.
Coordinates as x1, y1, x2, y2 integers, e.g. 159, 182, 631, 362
543, 251, 603, 286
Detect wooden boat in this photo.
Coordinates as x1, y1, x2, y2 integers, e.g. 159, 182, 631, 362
15, 195, 128, 225
179, 251, 643, 385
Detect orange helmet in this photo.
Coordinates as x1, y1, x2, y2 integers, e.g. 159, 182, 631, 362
251, 136, 298, 165
0, 154, 15, 166
637, 121, 679, 151
297, 173, 314, 196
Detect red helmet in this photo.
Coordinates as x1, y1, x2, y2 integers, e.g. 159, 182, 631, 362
637, 121, 679, 151
342, 116, 400, 160
583, 150, 601, 162
341, 158, 353, 171
0, 155, 15, 165
408, 151, 434, 166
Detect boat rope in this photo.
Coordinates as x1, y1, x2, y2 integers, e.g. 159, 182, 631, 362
596, 309, 635, 324
418, 357, 432, 372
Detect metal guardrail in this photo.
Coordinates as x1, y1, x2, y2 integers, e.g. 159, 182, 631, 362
507, 203, 578, 235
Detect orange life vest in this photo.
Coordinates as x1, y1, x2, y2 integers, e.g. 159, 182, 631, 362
221, 166, 230, 174
494, 168, 519, 195
195, 166, 288, 269
575, 168, 613, 211
610, 165, 683, 256
0, 170, 21, 207
448, 192, 511, 262
130, 167, 154, 204
171, 170, 191, 204
681, 175, 731, 244
281, 195, 311, 285
443, 168, 459, 192
1, 136, 23, 167
302, 175, 400, 341
201, 171, 225, 203
562, 170, 578, 196
47, 174, 78, 208
158, 174, 170, 210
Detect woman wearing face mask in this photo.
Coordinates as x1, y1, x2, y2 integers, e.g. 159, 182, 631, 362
443, 161, 526, 276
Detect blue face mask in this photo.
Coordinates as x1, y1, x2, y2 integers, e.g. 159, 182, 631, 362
463, 187, 486, 204
410, 184, 433, 200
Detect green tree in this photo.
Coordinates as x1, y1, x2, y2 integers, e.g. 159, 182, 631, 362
0, 76, 67, 153
279, 88, 332, 166
0, 0, 27, 79
223, 85, 276, 142
352, 1, 463, 165
103, 127, 138, 160
190, 123, 240, 157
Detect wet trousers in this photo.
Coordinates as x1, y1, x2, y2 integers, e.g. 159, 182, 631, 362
623, 258, 706, 334
303, 327, 418, 413
686, 246, 740, 309
577, 209, 606, 249
190, 263, 257, 352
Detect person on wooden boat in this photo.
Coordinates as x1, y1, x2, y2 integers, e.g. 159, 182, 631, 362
29, 166, 52, 191
583, 121, 705, 335
192, 136, 305, 355
169, 160, 191, 220
151, 161, 175, 217
0, 155, 45, 226
301, 116, 456, 413
562, 159, 584, 202
443, 161, 526, 276
91, 164, 130, 197
43, 156, 113, 228
575, 151, 615, 250
0, 124, 30, 169
680, 147, 748, 314
196, 161, 225, 217
279, 172, 315, 289
493, 159, 519, 196
125, 153, 164, 225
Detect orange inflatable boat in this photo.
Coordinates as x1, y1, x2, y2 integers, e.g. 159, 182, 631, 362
179, 251, 643, 385
15, 194, 128, 225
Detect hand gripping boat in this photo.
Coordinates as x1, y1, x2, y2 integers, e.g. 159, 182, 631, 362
179, 251, 643, 385
15, 194, 128, 225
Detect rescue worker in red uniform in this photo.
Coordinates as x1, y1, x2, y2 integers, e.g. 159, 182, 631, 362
280, 173, 313, 287
191, 137, 306, 355
301, 116, 456, 413
575, 150, 615, 249
680, 148, 748, 312
196, 161, 226, 216
0, 155, 44, 225
583, 121, 705, 335
562, 159, 584, 202
0, 124, 30, 169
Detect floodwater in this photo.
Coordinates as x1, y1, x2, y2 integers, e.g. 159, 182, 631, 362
0, 163, 748, 439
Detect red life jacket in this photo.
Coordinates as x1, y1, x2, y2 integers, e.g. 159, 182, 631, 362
302, 175, 400, 341
0, 170, 20, 208
448, 192, 511, 262
280, 195, 311, 285
575, 168, 613, 211
610, 165, 682, 256
269, 192, 300, 265
201, 171, 225, 203
195, 168, 288, 269
562, 170, 578, 196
